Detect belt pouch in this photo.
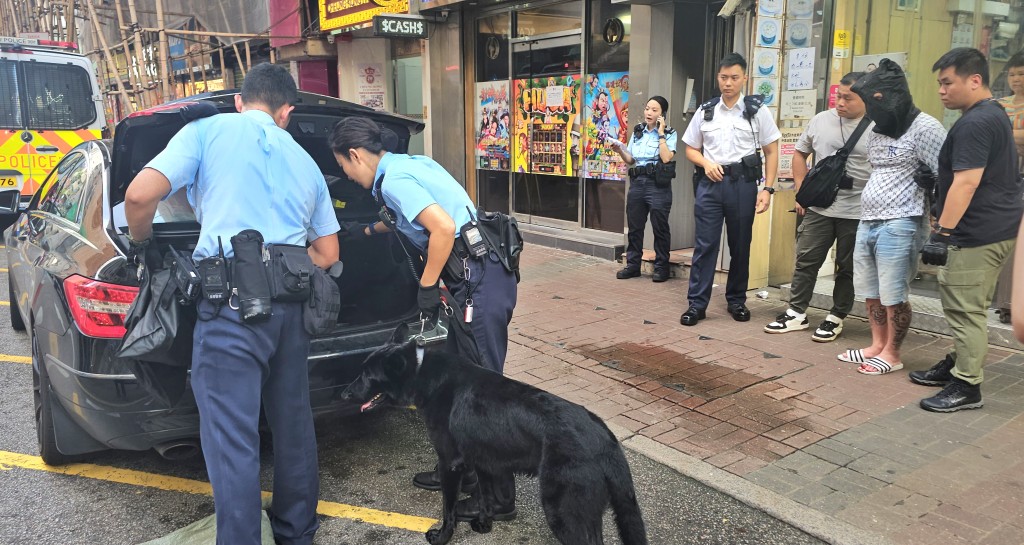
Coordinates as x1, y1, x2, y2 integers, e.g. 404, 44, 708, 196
654, 161, 676, 188
230, 230, 273, 323
266, 244, 313, 303
740, 152, 763, 180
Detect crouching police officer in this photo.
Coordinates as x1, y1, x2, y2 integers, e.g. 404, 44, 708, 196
610, 96, 677, 282
125, 63, 340, 545
328, 117, 519, 522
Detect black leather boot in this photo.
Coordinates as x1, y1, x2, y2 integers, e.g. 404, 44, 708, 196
456, 472, 516, 522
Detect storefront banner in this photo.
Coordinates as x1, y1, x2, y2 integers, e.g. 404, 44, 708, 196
320, 0, 410, 32
356, 63, 386, 110
511, 76, 581, 177
777, 127, 804, 181
583, 72, 629, 181
787, 20, 812, 48
474, 81, 511, 171
758, 0, 783, 17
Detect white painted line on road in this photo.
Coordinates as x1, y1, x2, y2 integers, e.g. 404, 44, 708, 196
0, 450, 437, 533
0, 353, 30, 364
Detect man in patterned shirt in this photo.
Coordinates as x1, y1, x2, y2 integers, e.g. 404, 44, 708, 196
835, 59, 947, 376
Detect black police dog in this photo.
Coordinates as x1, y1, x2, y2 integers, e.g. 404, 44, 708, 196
345, 339, 649, 545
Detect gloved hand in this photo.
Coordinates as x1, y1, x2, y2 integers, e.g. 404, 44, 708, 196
920, 232, 950, 266
126, 236, 161, 279
338, 221, 367, 242
913, 161, 937, 194
417, 282, 440, 320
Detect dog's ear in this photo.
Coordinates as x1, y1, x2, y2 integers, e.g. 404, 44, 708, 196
390, 322, 411, 344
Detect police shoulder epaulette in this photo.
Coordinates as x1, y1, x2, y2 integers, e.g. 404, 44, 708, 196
664, 126, 676, 135
699, 97, 721, 122
743, 94, 765, 120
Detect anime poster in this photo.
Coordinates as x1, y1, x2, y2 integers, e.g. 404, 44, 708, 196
474, 81, 511, 171
511, 76, 581, 176
582, 72, 629, 181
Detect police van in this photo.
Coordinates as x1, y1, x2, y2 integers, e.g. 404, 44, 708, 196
0, 36, 105, 202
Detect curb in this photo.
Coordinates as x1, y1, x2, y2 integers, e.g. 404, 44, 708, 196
606, 423, 897, 545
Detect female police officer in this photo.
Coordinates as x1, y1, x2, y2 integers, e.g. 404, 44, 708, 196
610, 96, 677, 282
328, 117, 519, 522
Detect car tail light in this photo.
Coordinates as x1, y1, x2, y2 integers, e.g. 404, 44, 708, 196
63, 275, 139, 338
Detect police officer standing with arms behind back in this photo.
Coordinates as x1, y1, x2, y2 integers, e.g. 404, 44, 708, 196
328, 117, 519, 522
124, 63, 340, 545
680, 52, 781, 326
610, 95, 677, 282
912, 48, 1023, 411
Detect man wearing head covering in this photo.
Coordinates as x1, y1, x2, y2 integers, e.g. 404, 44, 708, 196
835, 59, 947, 377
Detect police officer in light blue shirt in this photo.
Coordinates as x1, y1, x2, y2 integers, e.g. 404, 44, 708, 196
329, 116, 519, 522
610, 96, 677, 282
125, 63, 338, 545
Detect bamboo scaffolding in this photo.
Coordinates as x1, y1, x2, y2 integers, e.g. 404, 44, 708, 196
126, 0, 153, 105
85, 0, 133, 112
6, 0, 21, 34
154, 0, 172, 102
113, 0, 146, 109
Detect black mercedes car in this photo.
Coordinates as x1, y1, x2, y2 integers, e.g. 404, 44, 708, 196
2, 91, 434, 465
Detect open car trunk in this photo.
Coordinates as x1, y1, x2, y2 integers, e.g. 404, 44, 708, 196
106, 91, 425, 332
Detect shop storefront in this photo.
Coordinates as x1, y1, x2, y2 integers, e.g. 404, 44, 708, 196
466, 0, 631, 240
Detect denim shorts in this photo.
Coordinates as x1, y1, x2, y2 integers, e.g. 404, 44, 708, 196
853, 217, 927, 306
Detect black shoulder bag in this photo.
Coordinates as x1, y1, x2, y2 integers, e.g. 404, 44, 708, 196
795, 117, 871, 209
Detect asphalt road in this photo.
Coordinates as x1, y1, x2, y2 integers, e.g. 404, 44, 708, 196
0, 250, 824, 545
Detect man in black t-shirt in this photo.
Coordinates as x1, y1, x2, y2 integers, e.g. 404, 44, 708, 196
914, 48, 1024, 412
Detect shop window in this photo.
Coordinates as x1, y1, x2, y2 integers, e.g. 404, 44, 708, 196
836, 0, 1024, 125
475, 13, 513, 213
516, 2, 583, 38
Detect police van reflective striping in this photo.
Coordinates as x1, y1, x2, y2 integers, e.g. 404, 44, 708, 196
0, 36, 104, 199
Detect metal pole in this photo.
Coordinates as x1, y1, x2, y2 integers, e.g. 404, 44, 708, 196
245, 40, 252, 73
86, 0, 133, 112
154, 0, 172, 102
113, 0, 145, 109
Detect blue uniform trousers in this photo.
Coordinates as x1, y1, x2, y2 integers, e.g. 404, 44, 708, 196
688, 173, 758, 310
624, 174, 672, 272
444, 253, 517, 374
192, 300, 320, 545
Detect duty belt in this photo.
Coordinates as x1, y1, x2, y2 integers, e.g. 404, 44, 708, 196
628, 163, 658, 178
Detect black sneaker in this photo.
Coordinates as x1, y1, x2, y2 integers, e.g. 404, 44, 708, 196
811, 314, 844, 343
909, 354, 955, 387
920, 378, 983, 413
763, 309, 808, 334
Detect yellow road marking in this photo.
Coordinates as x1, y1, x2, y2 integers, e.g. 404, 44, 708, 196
0, 450, 436, 533
0, 353, 30, 363
0, 301, 8, 306
0, 268, 7, 272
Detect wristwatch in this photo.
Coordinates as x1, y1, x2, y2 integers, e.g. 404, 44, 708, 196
936, 226, 953, 235
762, 186, 776, 195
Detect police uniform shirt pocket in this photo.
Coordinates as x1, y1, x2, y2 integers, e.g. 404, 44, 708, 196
731, 118, 757, 152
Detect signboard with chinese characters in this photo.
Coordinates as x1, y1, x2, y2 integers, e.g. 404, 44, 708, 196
320, 0, 409, 32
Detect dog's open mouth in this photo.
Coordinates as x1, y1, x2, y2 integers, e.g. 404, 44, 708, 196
360, 393, 384, 413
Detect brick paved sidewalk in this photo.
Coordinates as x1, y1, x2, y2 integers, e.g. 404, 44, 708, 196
506, 248, 1024, 545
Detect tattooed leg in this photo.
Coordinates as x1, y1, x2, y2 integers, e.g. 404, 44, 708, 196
858, 298, 887, 359
874, 301, 912, 365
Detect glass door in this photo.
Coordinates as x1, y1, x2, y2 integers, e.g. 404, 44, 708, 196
510, 33, 583, 227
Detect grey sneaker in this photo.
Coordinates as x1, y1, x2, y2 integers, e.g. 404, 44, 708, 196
764, 309, 809, 334
811, 314, 844, 343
